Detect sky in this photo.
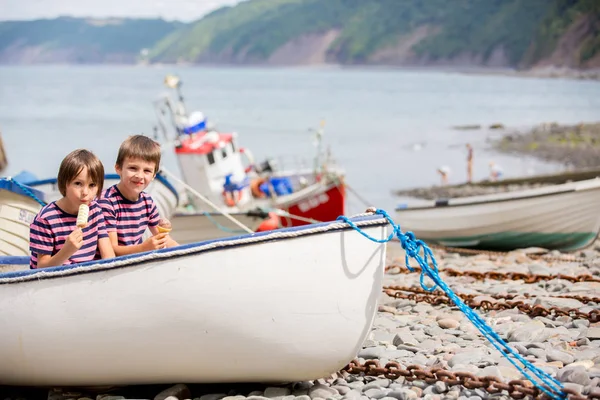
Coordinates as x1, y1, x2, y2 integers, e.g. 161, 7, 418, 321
0, 0, 247, 22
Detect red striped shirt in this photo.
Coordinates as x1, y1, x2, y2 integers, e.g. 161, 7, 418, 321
29, 201, 108, 269
98, 185, 160, 246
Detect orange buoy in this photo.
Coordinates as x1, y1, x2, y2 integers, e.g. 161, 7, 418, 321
256, 212, 280, 232
250, 177, 267, 198
222, 190, 243, 207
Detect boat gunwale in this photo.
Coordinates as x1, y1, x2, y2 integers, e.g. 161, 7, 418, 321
396, 179, 600, 212
0, 178, 47, 203
24, 172, 179, 204
0, 213, 388, 284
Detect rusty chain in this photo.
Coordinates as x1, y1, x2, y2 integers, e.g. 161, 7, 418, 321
426, 243, 593, 264
383, 284, 600, 304
382, 286, 600, 322
385, 264, 600, 283
342, 359, 598, 400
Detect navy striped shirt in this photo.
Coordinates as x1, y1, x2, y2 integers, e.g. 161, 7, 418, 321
29, 201, 108, 269
98, 185, 160, 246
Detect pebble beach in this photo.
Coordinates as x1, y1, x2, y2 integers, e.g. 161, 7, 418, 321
2, 240, 599, 400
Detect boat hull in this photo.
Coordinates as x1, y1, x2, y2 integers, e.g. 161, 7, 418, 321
0, 182, 43, 256
395, 179, 600, 251
0, 214, 387, 386
271, 181, 346, 227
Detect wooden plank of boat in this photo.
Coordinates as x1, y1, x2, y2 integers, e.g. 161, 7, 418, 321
0, 179, 44, 256
395, 178, 600, 251
0, 213, 387, 386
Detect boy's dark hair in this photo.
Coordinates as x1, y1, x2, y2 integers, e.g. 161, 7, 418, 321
57, 149, 105, 197
116, 135, 161, 174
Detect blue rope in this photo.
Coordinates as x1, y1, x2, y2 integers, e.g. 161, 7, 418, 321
337, 209, 566, 400
1, 178, 47, 207
202, 211, 247, 234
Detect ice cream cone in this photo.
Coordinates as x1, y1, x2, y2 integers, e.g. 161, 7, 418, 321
157, 226, 172, 234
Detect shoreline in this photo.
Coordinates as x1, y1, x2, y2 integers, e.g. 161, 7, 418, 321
1, 62, 599, 81
395, 122, 600, 200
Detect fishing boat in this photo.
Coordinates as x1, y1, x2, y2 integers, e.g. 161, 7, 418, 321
395, 178, 600, 251
0, 212, 387, 386
154, 75, 346, 228
0, 176, 45, 257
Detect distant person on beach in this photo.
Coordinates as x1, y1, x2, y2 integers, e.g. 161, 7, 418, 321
437, 166, 451, 186
29, 149, 114, 269
466, 143, 473, 183
489, 161, 503, 181
99, 135, 179, 256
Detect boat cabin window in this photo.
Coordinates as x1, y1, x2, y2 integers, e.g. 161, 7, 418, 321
207, 151, 215, 165
221, 147, 228, 159
230, 141, 236, 153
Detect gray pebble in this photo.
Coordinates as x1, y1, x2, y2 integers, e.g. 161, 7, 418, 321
264, 388, 292, 398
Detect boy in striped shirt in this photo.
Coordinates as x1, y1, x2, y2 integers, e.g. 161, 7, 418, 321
29, 149, 115, 268
99, 135, 178, 255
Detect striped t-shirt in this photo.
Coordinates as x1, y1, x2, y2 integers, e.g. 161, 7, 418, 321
98, 185, 160, 246
29, 201, 108, 269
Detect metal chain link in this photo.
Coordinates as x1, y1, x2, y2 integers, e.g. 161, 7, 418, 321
385, 264, 600, 283
342, 359, 597, 400
426, 243, 593, 264
384, 284, 600, 304
382, 285, 600, 322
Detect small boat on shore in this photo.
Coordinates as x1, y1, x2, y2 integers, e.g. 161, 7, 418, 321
0, 177, 45, 257
394, 166, 600, 200
395, 178, 600, 251
0, 212, 387, 386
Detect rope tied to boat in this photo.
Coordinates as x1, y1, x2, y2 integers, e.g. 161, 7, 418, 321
0, 177, 47, 207
338, 208, 567, 400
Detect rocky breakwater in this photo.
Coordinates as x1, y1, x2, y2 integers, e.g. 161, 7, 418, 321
492, 122, 600, 169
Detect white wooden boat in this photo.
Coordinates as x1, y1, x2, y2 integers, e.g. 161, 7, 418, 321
395, 178, 600, 251
0, 212, 387, 386
0, 177, 45, 257
25, 173, 179, 221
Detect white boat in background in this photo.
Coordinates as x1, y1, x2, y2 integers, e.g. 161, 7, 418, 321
0, 212, 388, 386
0, 177, 45, 257
25, 173, 179, 222
395, 178, 600, 251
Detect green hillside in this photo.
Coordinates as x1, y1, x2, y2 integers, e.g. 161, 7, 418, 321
149, 0, 600, 68
0, 0, 598, 68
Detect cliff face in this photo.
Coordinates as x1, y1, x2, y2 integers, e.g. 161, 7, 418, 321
1, 0, 598, 72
